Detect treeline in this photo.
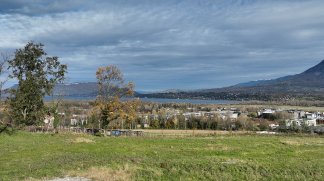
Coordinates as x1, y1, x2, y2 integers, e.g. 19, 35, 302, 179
139, 91, 324, 103
137, 112, 323, 134
139, 92, 272, 101
143, 115, 262, 131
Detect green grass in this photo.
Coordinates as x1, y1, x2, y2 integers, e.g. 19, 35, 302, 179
0, 132, 323, 180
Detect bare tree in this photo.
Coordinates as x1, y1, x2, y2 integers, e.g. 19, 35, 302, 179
95, 65, 136, 129
0, 52, 10, 103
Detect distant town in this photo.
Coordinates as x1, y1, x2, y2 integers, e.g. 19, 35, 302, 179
48, 101, 324, 135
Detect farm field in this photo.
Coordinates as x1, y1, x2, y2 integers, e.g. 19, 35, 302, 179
0, 132, 323, 181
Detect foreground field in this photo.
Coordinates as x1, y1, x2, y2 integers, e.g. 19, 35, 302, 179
0, 132, 323, 181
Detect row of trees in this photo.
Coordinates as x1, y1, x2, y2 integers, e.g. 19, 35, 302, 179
142, 114, 266, 131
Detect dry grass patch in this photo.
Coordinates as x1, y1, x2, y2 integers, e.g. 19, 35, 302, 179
281, 140, 303, 146
280, 138, 324, 146
221, 159, 246, 165
69, 164, 133, 181
71, 137, 95, 143
205, 144, 233, 151
25, 177, 90, 181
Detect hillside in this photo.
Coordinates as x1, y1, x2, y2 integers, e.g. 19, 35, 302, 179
53, 82, 98, 96
233, 59, 324, 90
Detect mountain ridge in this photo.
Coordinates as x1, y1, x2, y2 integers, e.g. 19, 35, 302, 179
140, 59, 324, 101
5, 59, 324, 101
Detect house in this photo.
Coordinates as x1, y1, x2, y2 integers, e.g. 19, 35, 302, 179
44, 115, 54, 129
217, 110, 239, 120
316, 118, 324, 125
70, 114, 87, 126
286, 119, 302, 127
304, 119, 317, 127
143, 123, 150, 128
261, 109, 275, 116
269, 123, 279, 129
305, 112, 317, 120
286, 119, 317, 127
292, 111, 305, 119
263, 109, 275, 114
70, 118, 78, 125
229, 112, 239, 119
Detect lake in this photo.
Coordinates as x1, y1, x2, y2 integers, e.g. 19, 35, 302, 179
45, 96, 239, 105
137, 97, 238, 104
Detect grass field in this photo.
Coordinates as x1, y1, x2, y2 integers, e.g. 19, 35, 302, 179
0, 132, 323, 181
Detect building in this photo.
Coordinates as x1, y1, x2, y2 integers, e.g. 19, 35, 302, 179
286, 119, 317, 127
70, 114, 87, 126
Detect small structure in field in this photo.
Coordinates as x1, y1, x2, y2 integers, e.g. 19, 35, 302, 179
44, 115, 54, 131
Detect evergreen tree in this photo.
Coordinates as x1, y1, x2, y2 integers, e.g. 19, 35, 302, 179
8, 42, 67, 126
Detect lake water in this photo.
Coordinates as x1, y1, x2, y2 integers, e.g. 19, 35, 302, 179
45, 96, 239, 105
138, 98, 238, 104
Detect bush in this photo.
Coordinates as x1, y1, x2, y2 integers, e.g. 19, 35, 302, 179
0, 122, 14, 135
258, 121, 269, 131
313, 126, 324, 135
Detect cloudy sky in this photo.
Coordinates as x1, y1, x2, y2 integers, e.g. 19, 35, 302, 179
1, 0, 324, 91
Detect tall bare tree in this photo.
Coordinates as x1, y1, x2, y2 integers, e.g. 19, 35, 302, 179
0, 52, 10, 102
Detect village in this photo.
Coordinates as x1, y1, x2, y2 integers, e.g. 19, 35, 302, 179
42, 101, 324, 135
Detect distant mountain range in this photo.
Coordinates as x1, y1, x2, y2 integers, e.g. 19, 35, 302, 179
53, 82, 98, 96
5, 59, 324, 101
141, 60, 324, 101
233, 59, 324, 89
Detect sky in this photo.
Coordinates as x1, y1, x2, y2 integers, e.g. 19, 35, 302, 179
1, 0, 324, 91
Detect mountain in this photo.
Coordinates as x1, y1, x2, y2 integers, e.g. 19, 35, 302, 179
5, 60, 324, 101
2, 82, 99, 98
230, 59, 324, 91
53, 82, 98, 96
4, 82, 143, 99
140, 60, 324, 101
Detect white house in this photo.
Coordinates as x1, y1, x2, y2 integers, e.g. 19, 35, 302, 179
44, 115, 54, 129
304, 119, 317, 127
305, 112, 317, 120
286, 119, 317, 127
70, 118, 78, 125
70, 114, 87, 126
229, 113, 239, 119
263, 109, 275, 114
286, 119, 302, 127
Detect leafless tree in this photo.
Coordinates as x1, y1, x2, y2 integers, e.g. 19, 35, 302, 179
0, 52, 10, 103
